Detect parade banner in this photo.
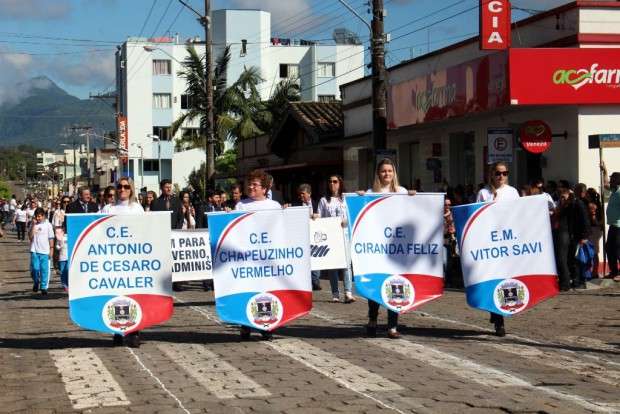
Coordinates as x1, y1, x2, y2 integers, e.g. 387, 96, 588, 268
309, 217, 348, 271
345, 193, 444, 313
67, 212, 173, 335
207, 207, 311, 331
171, 229, 212, 282
452, 195, 558, 316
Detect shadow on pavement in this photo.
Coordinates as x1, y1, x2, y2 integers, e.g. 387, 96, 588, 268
173, 300, 216, 307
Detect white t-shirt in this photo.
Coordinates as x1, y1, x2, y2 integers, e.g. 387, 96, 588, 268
318, 196, 347, 218
57, 234, 68, 262
367, 185, 408, 194
235, 198, 282, 211
9, 198, 16, 211
2, 203, 9, 212
52, 209, 65, 228
476, 185, 520, 202
14, 209, 27, 222
100, 200, 145, 215
30, 220, 54, 255
25, 208, 35, 223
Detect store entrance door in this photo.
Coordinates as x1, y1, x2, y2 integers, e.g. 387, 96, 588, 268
449, 132, 476, 187
516, 148, 542, 187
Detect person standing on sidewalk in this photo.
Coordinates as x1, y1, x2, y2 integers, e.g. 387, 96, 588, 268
29, 208, 54, 296
601, 162, 620, 281
476, 161, 520, 337
150, 179, 184, 291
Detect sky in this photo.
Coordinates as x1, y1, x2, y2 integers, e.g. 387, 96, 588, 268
0, 0, 573, 102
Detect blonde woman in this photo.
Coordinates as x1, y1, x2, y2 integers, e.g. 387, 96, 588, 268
100, 177, 144, 347
476, 162, 520, 337
358, 158, 415, 339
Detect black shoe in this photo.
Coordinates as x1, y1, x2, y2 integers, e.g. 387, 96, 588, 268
575, 282, 587, 290
32, 282, 39, 292
240, 326, 251, 341
260, 331, 273, 341
172, 282, 183, 292
312, 283, 322, 291
126, 332, 140, 348
559, 286, 570, 292
494, 323, 506, 337
112, 334, 123, 347
41, 290, 47, 296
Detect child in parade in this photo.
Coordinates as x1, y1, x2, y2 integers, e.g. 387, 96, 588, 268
29, 207, 55, 296
476, 161, 520, 337
57, 233, 69, 291
357, 158, 416, 339
100, 177, 145, 347
235, 169, 281, 340
318, 175, 356, 303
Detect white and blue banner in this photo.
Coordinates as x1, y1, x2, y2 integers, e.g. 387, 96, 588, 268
67, 212, 173, 335
171, 229, 212, 282
309, 217, 348, 271
452, 195, 559, 316
345, 193, 444, 313
207, 207, 311, 331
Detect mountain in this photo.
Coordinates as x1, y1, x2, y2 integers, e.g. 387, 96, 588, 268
0, 76, 115, 150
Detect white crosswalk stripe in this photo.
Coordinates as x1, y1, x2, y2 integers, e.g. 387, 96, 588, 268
485, 342, 620, 386
369, 338, 620, 413
158, 343, 271, 399
49, 348, 130, 410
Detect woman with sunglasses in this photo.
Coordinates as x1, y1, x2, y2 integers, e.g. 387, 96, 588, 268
476, 161, 520, 337
100, 177, 144, 347
235, 169, 281, 340
318, 175, 356, 303
357, 158, 416, 339
179, 190, 197, 229
99, 186, 116, 212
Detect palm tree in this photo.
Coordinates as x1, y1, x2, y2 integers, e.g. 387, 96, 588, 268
256, 78, 301, 134
172, 45, 265, 154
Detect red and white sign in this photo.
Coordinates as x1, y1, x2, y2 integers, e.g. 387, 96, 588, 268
520, 120, 552, 154
117, 115, 128, 164
480, 0, 511, 50
510, 48, 620, 105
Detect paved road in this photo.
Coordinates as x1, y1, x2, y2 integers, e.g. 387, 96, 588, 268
1, 234, 619, 413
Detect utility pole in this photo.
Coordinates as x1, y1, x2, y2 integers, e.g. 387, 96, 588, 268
69, 125, 93, 188
371, 0, 387, 152
178, 0, 214, 199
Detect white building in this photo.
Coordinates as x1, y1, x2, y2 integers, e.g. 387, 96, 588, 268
116, 9, 365, 192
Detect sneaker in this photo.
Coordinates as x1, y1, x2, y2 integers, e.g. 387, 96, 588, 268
494, 324, 506, 337
312, 282, 322, 291
260, 331, 273, 341
387, 328, 400, 339
344, 292, 356, 303
366, 318, 377, 338
240, 326, 251, 341
126, 332, 140, 348
32, 282, 39, 292
112, 334, 123, 347
172, 282, 183, 292
41, 290, 47, 296
332, 296, 340, 302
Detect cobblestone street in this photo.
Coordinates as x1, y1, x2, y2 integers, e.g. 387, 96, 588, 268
1, 234, 619, 414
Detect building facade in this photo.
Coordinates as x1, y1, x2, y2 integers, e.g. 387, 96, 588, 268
340, 1, 620, 194
116, 9, 364, 192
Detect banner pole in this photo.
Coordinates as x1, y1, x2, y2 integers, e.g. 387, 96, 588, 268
600, 147, 607, 277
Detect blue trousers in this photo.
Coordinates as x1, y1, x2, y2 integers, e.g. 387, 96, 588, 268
58, 260, 68, 288
30, 252, 50, 290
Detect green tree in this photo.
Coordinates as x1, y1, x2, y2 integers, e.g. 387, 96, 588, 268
171, 45, 265, 155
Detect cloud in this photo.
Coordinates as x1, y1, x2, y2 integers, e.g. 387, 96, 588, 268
0, 0, 72, 20
0, 49, 35, 105
46, 51, 115, 87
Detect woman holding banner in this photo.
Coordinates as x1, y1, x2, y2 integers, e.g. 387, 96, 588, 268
235, 169, 281, 340
100, 177, 145, 347
358, 158, 416, 339
319, 175, 356, 303
476, 161, 520, 337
